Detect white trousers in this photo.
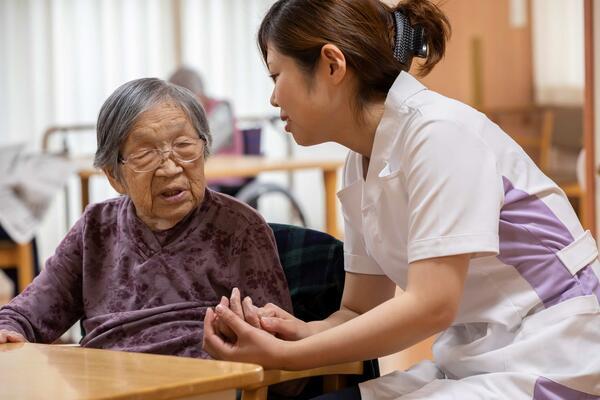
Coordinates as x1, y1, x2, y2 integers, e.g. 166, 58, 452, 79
359, 298, 600, 399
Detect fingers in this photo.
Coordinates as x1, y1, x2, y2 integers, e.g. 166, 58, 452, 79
220, 295, 230, 308
229, 287, 244, 320
258, 303, 292, 319
203, 308, 233, 359
214, 296, 237, 342
259, 316, 298, 339
242, 296, 261, 328
214, 303, 250, 337
0, 330, 26, 344
229, 289, 260, 329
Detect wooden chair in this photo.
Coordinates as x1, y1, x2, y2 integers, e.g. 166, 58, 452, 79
0, 241, 34, 294
241, 224, 380, 400
485, 105, 584, 217
242, 362, 365, 400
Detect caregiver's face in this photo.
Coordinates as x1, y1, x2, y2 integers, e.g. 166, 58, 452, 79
112, 101, 206, 231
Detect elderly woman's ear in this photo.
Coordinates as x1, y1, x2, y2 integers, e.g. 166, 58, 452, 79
104, 168, 127, 195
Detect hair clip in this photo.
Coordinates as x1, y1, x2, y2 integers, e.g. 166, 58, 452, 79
393, 10, 428, 64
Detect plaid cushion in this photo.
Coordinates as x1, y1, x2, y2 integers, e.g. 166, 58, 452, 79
268, 223, 380, 397
269, 223, 345, 323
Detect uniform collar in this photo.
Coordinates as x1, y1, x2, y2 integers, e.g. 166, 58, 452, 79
366, 72, 427, 180
385, 71, 427, 110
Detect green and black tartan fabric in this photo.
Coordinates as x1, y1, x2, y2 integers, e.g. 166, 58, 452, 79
268, 223, 380, 400
269, 223, 345, 323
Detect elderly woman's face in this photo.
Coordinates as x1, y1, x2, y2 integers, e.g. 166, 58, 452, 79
108, 101, 206, 231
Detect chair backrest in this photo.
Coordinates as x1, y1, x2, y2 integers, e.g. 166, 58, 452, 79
268, 223, 380, 398
546, 105, 583, 151
483, 105, 583, 174
42, 124, 97, 155
269, 223, 345, 322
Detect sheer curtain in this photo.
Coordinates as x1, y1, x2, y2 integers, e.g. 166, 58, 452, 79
180, 0, 276, 117
0, 0, 177, 149
532, 0, 584, 104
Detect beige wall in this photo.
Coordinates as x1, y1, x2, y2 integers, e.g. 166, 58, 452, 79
414, 0, 533, 109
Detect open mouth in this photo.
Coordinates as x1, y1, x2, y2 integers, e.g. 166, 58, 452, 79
162, 189, 183, 197
159, 187, 187, 202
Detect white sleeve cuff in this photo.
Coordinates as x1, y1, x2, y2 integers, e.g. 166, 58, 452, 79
408, 233, 499, 264
344, 253, 385, 275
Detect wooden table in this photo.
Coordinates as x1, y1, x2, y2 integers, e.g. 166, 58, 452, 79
0, 342, 262, 400
76, 155, 344, 238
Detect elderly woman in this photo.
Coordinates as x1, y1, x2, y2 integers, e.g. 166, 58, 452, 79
0, 78, 292, 359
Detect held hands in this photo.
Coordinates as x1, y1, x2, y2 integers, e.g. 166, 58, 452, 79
203, 287, 311, 367
212, 287, 310, 342
204, 303, 286, 368
0, 329, 27, 344
212, 288, 262, 342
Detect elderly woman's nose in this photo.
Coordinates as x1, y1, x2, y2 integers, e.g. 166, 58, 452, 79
155, 157, 183, 177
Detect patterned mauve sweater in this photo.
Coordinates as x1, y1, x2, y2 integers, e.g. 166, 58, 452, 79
0, 189, 292, 358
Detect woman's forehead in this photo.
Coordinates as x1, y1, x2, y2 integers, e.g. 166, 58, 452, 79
128, 103, 193, 140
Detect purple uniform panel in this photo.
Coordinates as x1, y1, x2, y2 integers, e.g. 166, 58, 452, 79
533, 377, 600, 400
499, 177, 600, 308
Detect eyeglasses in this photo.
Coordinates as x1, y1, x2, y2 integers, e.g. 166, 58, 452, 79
120, 137, 204, 172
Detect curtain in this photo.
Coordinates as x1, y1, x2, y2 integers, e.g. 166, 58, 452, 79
532, 0, 584, 105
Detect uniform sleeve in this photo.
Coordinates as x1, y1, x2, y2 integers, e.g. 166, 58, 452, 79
338, 153, 385, 275
0, 216, 85, 342
233, 222, 293, 313
403, 119, 503, 263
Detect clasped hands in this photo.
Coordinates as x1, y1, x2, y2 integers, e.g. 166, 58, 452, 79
202, 287, 309, 368
211, 287, 301, 342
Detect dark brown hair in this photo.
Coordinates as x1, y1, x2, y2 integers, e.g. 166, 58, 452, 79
258, 0, 450, 109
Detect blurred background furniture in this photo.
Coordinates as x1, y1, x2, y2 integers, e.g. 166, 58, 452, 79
485, 105, 584, 218
0, 240, 33, 295
227, 123, 308, 228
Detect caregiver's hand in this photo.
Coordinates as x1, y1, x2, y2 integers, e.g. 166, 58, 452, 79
226, 288, 311, 341
203, 304, 288, 369
256, 303, 311, 341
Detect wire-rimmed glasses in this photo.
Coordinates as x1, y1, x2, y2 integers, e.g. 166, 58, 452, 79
120, 137, 204, 172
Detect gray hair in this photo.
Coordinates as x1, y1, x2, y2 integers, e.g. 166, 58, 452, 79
94, 77, 211, 178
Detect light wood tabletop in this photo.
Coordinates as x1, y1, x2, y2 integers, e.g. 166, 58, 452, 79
0, 342, 263, 400
75, 155, 345, 238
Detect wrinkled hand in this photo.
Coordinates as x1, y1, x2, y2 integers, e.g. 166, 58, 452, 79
203, 304, 287, 369
256, 303, 311, 341
0, 329, 26, 344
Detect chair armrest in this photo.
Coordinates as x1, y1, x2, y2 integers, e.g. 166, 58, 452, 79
241, 361, 363, 400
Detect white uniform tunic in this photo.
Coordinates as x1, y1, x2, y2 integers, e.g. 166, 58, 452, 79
338, 72, 600, 399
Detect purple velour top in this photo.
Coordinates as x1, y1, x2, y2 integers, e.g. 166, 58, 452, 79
0, 189, 292, 358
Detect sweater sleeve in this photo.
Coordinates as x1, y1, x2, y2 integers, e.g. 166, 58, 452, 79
0, 215, 85, 343
233, 222, 293, 314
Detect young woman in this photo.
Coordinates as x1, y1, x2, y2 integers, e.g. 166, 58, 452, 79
203, 1, 600, 398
